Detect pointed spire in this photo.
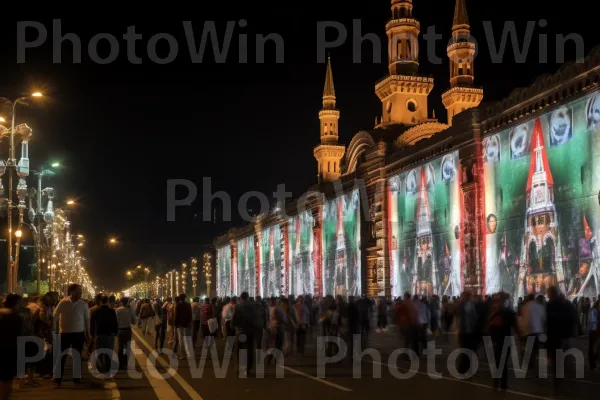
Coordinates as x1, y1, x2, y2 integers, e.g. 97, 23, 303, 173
526, 118, 554, 192
583, 215, 593, 241
323, 55, 335, 99
453, 0, 469, 29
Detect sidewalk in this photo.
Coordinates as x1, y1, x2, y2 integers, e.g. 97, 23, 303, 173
9, 360, 116, 400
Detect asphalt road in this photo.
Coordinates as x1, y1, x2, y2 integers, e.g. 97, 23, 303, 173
96, 325, 600, 400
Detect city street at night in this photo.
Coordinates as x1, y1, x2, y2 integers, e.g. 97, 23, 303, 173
12, 327, 600, 400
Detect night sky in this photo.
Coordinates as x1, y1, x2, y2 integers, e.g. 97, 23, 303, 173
0, 0, 596, 292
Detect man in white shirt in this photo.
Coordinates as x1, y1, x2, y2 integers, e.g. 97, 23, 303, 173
52, 283, 90, 387
116, 297, 136, 369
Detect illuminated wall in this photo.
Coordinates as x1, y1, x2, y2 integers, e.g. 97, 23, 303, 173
322, 190, 361, 296
260, 224, 283, 298
287, 211, 315, 295
484, 90, 600, 300
237, 235, 256, 297
216, 245, 231, 297
388, 151, 462, 298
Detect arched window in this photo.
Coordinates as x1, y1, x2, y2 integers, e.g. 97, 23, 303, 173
528, 241, 538, 271
542, 237, 555, 273
458, 59, 463, 75
324, 124, 328, 133
328, 161, 331, 172
397, 40, 403, 60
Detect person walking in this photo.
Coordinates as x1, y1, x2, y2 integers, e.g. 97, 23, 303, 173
90, 295, 118, 374
191, 297, 202, 346
116, 297, 136, 369
174, 294, 193, 359
0, 294, 24, 400
588, 299, 599, 370
487, 293, 517, 391
153, 299, 166, 351
52, 284, 90, 388
139, 299, 153, 335
201, 297, 216, 347
233, 292, 259, 377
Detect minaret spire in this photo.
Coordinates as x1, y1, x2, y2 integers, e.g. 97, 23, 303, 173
323, 56, 336, 109
453, 0, 469, 29
314, 57, 345, 183
442, 0, 483, 126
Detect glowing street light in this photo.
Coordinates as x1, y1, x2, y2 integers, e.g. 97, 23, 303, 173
109, 237, 118, 245
66, 199, 75, 205
15, 230, 22, 238
51, 162, 60, 168
31, 92, 43, 98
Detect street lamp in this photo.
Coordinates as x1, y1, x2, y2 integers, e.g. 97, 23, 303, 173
31, 163, 60, 294
108, 237, 118, 245
0, 92, 43, 293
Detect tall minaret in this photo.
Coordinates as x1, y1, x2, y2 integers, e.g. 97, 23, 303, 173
442, 0, 483, 126
314, 56, 345, 183
375, 0, 434, 126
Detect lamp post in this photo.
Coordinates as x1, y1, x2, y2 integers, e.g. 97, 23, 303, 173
31, 165, 58, 294
0, 92, 43, 293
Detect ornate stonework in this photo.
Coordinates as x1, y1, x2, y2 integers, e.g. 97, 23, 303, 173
394, 122, 449, 148
213, 1, 600, 301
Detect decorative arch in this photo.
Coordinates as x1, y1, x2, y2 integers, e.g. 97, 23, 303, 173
394, 122, 449, 148
345, 131, 376, 175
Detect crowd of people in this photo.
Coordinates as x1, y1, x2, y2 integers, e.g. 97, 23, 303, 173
0, 283, 598, 398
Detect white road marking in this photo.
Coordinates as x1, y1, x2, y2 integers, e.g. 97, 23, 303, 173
104, 380, 121, 399
131, 333, 182, 399
366, 360, 551, 400
133, 328, 204, 400
282, 366, 353, 392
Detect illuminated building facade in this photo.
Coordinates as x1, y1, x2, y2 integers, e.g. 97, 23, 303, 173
215, 0, 600, 301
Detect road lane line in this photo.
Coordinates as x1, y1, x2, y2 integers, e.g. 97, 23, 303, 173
132, 335, 182, 399
104, 380, 121, 399
133, 328, 204, 400
282, 366, 353, 392
365, 360, 551, 400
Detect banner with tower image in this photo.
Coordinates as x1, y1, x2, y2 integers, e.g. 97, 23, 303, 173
260, 224, 283, 298
237, 235, 256, 297
216, 244, 231, 297
484, 89, 600, 301
322, 190, 361, 297
287, 210, 315, 296
387, 151, 462, 299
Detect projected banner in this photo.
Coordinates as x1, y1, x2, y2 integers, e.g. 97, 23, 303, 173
237, 235, 256, 297
288, 211, 315, 295
484, 90, 600, 300
322, 190, 361, 297
217, 245, 231, 297
260, 225, 283, 298
388, 151, 462, 298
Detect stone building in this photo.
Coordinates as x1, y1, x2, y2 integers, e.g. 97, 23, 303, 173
214, 0, 600, 301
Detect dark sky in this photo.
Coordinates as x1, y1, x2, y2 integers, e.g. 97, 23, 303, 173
0, 0, 596, 291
